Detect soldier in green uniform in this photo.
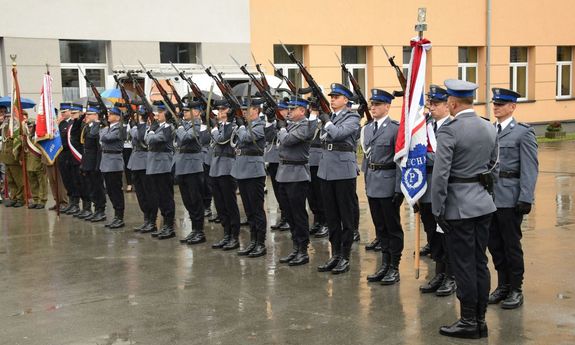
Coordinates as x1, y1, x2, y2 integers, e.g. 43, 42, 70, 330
0, 110, 24, 207
22, 114, 48, 209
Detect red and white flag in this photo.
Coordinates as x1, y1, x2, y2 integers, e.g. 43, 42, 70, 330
394, 37, 432, 206
35, 73, 56, 141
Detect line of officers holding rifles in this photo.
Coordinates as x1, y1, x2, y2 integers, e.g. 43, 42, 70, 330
9, 77, 536, 340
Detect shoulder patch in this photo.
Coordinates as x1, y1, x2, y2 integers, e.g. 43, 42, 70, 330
391, 120, 399, 125
518, 122, 531, 128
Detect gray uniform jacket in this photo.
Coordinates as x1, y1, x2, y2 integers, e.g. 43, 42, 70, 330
308, 118, 322, 167
145, 122, 174, 175
362, 117, 401, 198
317, 108, 361, 180
276, 118, 314, 183
200, 126, 212, 166
99, 123, 125, 173
127, 123, 148, 171
231, 118, 266, 180
209, 122, 236, 177
264, 123, 280, 163
174, 120, 204, 176
493, 118, 538, 208
420, 116, 452, 203
431, 111, 498, 220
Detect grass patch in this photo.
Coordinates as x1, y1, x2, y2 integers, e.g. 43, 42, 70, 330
537, 133, 575, 143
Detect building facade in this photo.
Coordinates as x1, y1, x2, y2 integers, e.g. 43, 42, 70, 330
1, 0, 574, 132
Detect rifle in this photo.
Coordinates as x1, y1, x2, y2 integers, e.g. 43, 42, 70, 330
268, 59, 297, 94
138, 60, 178, 121
78, 66, 108, 124
165, 78, 185, 117
381, 45, 407, 91
203, 65, 243, 119
335, 53, 373, 122
231, 55, 285, 121
280, 42, 331, 114
125, 68, 154, 120
252, 53, 270, 91
113, 73, 135, 122
169, 62, 218, 120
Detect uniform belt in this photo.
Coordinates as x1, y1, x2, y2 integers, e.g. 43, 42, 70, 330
311, 143, 322, 148
214, 151, 235, 158
149, 149, 172, 153
280, 160, 307, 165
368, 162, 396, 170
178, 148, 202, 154
322, 142, 354, 152
235, 149, 263, 156
500, 171, 520, 178
102, 150, 122, 154
448, 175, 481, 183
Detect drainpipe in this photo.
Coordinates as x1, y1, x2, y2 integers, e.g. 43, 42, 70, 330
485, 0, 492, 119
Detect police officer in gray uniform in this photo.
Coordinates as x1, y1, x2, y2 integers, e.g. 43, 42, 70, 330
488, 88, 538, 309
432, 79, 498, 339
233, 98, 268, 258
316, 83, 360, 275
145, 102, 176, 240
129, 105, 156, 233
264, 101, 290, 231
276, 96, 314, 266
361, 89, 404, 285
210, 100, 241, 250
100, 105, 126, 229
176, 101, 207, 245
307, 105, 328, 238
418, 85, 456, 296
81, 104, 106, 223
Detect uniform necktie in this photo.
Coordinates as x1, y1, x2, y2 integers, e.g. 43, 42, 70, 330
433, 121, 437, 134
373, 121, 378, 134
497, 124, 502, 134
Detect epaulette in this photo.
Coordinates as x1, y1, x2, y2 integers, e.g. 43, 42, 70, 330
391, 120, 400, 126
443, 117, 458, 126
518, 122, 531, 128
480, 116, 490, 121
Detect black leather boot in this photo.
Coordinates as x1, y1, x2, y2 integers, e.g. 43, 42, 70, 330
331, 255, 350, 274
436, 275, 457, 296
212, 226, 230, 249
89, 210, 106, 222
477, 303, 488, 338
310, 221, 321, 235
501, 288, 524, 309
367, 253, 390, 282
133, 215, 149, 232
314, 224, 329, 238
420, 262, 445, 292
65, 197, 80, 215
238, 230, 256, 256
180, 230, 198, 244
109, 210, 125, 229
279, 241, 298, 263
419, 243, 431, 256
489, 271, 510, 304
77, 201, 92, 219
439, 305, 480, 339
140, 213, 157, 234
381, 256, 400, 285
289, 243, 309, 266
352, 229, 360, 242
248, 231, 267, 257
158, 218, 176, 240
365, 238, 380, 251
187, 222, 206, 245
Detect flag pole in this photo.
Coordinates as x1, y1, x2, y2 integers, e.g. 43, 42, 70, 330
46, 63, 61, 218
413, 8, 428, 280
10, 55, 31, 207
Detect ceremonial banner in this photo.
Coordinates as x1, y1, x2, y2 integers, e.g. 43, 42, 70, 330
394, 37, 432, 206
35, 73, 63, 164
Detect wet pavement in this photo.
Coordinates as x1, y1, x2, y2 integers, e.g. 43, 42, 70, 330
1, 141, 575, 345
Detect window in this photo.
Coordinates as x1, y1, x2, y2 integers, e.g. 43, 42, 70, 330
341, 46, 367, 92
160, 42, 198, 64
458, 47, 478, 84
402, 46, 411, 78
509, 47, 529, 100
59, 40, 107, 101
273, 44, 303, 87
557, 46, 572, 98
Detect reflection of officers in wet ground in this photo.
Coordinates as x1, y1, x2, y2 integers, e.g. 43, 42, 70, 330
487, 88, 538, 310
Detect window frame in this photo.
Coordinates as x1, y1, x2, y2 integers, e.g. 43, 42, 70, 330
159, 42, 199, 65
556, 47, 573, 99
60, 63, 108, 101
